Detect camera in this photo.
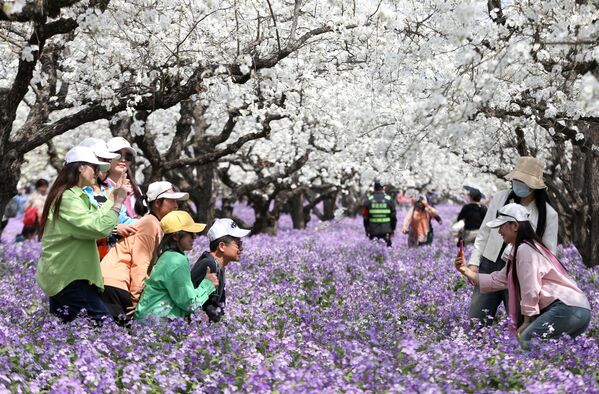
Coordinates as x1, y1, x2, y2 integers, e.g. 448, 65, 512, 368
203, 294, 225, 323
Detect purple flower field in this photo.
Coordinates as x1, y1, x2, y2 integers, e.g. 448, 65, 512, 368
0, 204, 597, 392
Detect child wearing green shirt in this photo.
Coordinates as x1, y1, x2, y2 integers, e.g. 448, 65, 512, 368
135, 211, 218, 319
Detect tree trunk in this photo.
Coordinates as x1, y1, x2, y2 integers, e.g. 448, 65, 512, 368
547, 124, 599, 268
0, 149, 23, 219
570, 125, 599, 267
322, 193, 337, 221
289, 192, 306, 229
250, 197, 278, 235
188, 163, 216, 224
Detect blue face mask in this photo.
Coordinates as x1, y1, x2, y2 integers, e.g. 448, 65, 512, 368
512, 180, 531, 198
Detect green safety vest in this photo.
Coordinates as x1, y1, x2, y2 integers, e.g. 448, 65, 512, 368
367, 194, 392, 223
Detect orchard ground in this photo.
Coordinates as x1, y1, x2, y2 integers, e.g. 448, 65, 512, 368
0, 204, 597, 392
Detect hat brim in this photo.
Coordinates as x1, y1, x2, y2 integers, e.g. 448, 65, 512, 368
98, 162, 110, 172
83, 157, 110, 172
97, 151, 120, 160
506, 170, 546, 189
230, 228, 251, 238
109, 144, 137, 157
158, 192, 189, 201
181, 223, 206, 233
486, 218, 513, 228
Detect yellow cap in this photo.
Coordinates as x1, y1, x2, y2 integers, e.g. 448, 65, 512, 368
160, 211, 206, 234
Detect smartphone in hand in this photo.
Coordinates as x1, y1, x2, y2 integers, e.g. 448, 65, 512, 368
458, 239, 464, 259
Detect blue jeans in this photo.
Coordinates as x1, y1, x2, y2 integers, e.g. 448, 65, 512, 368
468, 255, 509, 326
49, 280, 111, 323
520, 300, 591, 349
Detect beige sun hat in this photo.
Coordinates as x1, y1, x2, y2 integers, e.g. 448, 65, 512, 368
506, 156, 546, 189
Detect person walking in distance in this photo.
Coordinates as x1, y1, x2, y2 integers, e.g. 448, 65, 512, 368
362, 181, 397, 247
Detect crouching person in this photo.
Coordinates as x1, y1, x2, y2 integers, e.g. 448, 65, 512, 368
190, 218, 251, 323
455, 203, 591, 349
135, 211, 218, 319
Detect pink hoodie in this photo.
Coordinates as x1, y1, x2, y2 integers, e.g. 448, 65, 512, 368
479, 241, 590, 330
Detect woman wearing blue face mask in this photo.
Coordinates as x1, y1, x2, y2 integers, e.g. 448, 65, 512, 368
466, 156, 558, 327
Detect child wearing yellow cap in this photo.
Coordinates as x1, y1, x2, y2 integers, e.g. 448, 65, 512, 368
135, 211, 219, 319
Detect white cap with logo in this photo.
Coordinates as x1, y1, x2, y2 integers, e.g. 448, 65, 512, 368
486, 203, 530, 228
64, 146, 111, 172
146, 181, 189, 202
79, 137, 120, 160
207, 218, 251, 241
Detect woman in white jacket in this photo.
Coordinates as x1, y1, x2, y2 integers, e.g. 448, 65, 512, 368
467, 156, 559, 326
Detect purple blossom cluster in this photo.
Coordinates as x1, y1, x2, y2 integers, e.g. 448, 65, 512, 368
0, 204, 597, 392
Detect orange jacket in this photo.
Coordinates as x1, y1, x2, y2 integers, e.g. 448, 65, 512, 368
101, 214, 163, 305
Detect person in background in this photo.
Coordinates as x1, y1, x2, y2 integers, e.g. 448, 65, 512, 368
190, 218, 251, 323
79, 137, 137, 259
106, 137, 143, 219
362, 181, 397, 247
135, 211, 218, 320
1, 195, 19, 237
467, 156, 559, 326
101, 181, 188, 322
21, 178, 49, 240
15, 185, 30, 217
395, 190, 415, 210
402, 195, 439, 247
453, 186, 487, 246
36, 146, 130, 322
456, 203, 590, 349
425, 193, 443, 245
426, 188, 440, 206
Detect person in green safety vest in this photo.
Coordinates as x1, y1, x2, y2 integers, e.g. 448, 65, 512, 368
362, 181, 397, 247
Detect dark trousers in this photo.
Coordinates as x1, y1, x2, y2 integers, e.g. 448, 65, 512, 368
369, 233, 392, 247
99, 285, 133, 324
468, 255, 509, 326
49, 280, 111, 323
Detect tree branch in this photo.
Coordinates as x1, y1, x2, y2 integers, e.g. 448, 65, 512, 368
0, 0, 80, 22
162, 114, 284, 170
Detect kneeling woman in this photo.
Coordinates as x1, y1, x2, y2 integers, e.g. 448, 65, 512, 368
36, 146, 130, 322
135, 211, 218, 319
455, 203, 591, 348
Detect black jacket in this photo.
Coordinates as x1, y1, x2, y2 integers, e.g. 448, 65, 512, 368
191, 251, 226, 322
457, 203, 487, 230
362, 191, 397, 235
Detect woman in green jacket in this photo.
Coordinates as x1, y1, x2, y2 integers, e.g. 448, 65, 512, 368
135, 211, 218, 319
36, 145, 130, 322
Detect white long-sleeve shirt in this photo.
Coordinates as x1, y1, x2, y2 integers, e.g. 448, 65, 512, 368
468, 189, 558, 266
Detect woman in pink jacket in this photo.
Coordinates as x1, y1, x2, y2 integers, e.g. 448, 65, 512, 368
455, 203, 591, 348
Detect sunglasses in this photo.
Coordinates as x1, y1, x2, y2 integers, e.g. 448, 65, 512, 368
120, 152, 134, 162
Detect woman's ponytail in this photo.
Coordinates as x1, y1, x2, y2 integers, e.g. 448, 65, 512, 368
135, 194, 150, 216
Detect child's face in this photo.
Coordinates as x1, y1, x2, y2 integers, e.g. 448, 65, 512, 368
177, 232, 195, 251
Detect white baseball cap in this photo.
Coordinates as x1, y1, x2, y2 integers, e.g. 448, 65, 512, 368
146, 181, 189, 202
486, 203, 530, 228
64, 146, 110, 172
106, 136, 136, 157
78, 137, 120, 160
207, 218, 251, 241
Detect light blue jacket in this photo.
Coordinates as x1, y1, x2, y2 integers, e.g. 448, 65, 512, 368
83, 184, 136, 225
